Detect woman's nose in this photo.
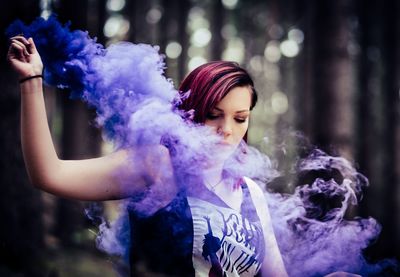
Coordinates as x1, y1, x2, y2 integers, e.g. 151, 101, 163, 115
218, 120, 233, 137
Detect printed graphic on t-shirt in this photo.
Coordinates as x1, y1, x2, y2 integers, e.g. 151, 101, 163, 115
188, 197, 264, 277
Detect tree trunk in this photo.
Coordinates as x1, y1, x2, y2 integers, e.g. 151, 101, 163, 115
356, 0, 400, 261
210, 0, 224, 61
176, 0, 190, 82
311, 0, 354, 160
379, 0, 400, 260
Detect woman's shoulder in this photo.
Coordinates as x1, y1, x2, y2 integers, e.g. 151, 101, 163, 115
241, 177, 272, 222
242, 177, 265, 199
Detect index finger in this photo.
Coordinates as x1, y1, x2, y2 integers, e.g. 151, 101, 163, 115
9, 35, 30, 45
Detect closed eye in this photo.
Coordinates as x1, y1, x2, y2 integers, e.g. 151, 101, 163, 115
235, 118, 247, 123
206, 113, 221, 120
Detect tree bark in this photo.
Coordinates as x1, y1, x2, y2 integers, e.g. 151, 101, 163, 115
210, 0, 224, 61
311, 0, 355, 160
380, 0, 400, 260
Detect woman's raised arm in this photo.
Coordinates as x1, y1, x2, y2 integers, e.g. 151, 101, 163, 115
8, 36, 174, 201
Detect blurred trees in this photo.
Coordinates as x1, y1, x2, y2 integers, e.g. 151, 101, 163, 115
0, 0, 106, 275
355, 0, 400, 262
0, 1, 45, 276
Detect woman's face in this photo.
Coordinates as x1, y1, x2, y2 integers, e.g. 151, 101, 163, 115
205, 86, 252, 150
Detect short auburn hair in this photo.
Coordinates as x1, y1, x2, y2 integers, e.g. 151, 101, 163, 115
178, 61, 258, 123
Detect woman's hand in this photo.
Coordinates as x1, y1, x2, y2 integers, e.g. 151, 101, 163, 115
7, 36, 43, 79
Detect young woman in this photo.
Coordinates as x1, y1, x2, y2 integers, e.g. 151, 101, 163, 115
8, 35, 288, 276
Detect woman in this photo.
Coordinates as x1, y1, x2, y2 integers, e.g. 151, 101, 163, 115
8, 35, 287, 276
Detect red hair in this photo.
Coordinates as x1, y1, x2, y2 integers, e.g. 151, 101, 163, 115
178, 61, 258, 124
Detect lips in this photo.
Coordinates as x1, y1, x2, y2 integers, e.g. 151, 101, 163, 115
217, 140, 232, 146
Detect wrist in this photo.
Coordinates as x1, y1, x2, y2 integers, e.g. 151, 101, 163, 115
17, 65, 44, 81
19, 75, 43, 91
19, 74, 43, 84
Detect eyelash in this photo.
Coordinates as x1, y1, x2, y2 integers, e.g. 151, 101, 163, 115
206, 114, 247, 123
235, 118, 247, 123
206, 114, 219, 120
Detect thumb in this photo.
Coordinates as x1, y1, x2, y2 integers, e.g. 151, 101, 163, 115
28, 37, 38, 54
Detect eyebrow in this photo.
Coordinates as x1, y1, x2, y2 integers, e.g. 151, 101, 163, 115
214, 107, 250, 113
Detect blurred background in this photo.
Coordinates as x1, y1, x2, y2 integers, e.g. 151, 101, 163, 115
0, 0, 399, 276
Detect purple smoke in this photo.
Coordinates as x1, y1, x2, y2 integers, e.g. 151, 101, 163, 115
6, 16, 398, 276
267, 149, 397, 276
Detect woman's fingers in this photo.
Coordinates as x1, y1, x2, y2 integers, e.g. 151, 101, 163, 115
9, 42, 26, 60
9, 35, 31, 45
8, 45, 28, 64
7, 36, 43, 78
13, 36, 37, 55
9, 36, 33, 55
10, 39, 30, 56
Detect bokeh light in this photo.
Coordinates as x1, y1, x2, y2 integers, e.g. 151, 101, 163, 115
106, 0, 125, 12
249, 55, 264, 73
166, 41, 182, 59
190, 28, 212, 47
188, 7, 209, 31
222, 38, 244, 63
288, 28, 304, 44
146, 7, 163, 24
280, 39, 300, 58
188, 56, 207, 71
264, 41, 281, 63
40, 0, 52, 19
104, 15, 130, 38
222, 0, 239, 10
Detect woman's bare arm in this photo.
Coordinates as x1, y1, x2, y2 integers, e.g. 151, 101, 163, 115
9, 36, 174, 201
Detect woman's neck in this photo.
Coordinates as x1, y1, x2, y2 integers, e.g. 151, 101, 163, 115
202, 163, 224, 190
202, 163, 243, 211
